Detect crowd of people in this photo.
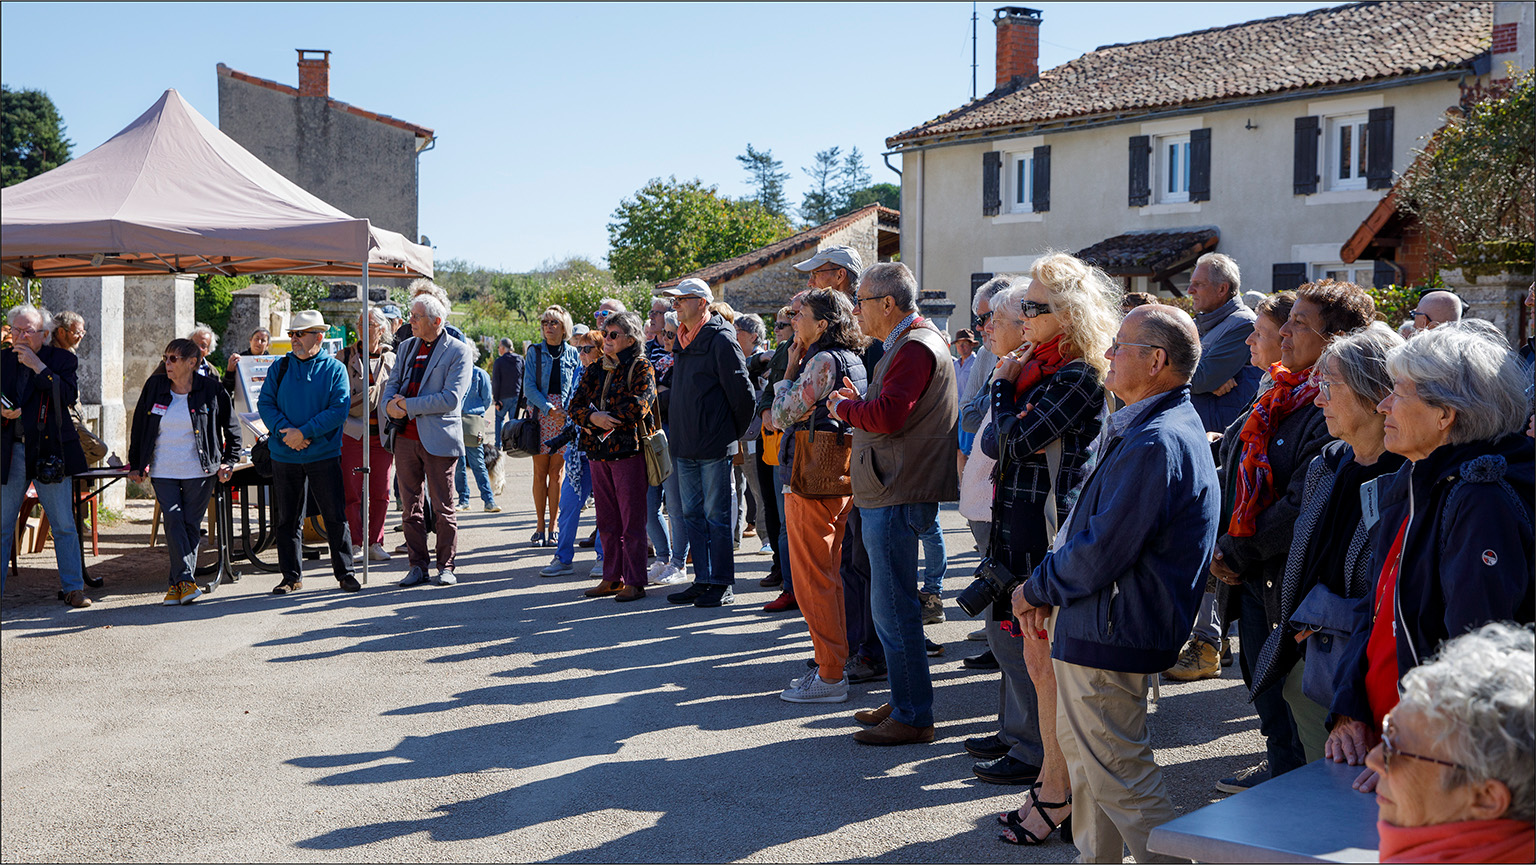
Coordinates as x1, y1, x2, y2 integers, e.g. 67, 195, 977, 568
3, 251, 1533, 863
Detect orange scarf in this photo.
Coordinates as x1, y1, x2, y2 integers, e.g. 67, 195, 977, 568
1012, 334, 1072, 399
1378, 818, 1535, 863
1229, 362, 1317, 537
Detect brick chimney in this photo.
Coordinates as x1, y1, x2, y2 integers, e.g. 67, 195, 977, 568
297, 49, 331, 97
994, 7, 1042, 89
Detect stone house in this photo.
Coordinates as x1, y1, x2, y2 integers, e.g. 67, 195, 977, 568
885, 2, 1507, 330
656, 204, 900, 317
217, 50, 434, 242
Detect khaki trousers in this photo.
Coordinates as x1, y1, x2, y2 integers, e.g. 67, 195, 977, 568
1053, 637, 1182, 863
785, 493, 852, 682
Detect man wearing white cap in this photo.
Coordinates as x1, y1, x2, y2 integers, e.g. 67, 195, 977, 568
257, 310, 360, 594
656, 277, 755, 608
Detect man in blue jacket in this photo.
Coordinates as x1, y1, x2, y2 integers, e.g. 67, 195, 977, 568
657, 278, 754, 608
1012, 305, 1219, 863
257, 310, 359, 595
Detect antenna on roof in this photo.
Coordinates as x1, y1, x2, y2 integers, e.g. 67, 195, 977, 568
971, 2, 979, 100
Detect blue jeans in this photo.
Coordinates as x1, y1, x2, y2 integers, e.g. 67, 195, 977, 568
861, 501, 939, 728
774, 462, 793, 594
494, 405, 514, 444
918, 512, 947, 595
661, 451, 689, 568
676, 455, 734, 586
1, 443, 85, 593
455, 438, 494, 506
646, 482, 669, 561
1236, 579, 1305, 776
152, 476, 215, 586
554, 453, 600, 565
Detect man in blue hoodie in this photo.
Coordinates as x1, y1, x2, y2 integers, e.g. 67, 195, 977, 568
1012, 305, 1219, 863
258, 310, 359, 595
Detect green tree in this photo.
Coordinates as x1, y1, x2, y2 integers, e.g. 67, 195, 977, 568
607, 176, 792, 284
192, 274, 251, 338
1396, 69, 1535, 268
799, 146, 843, 225
2, 84, 73, 186
849, 182, 901, 211
736, 143, 790, 217
836, 147, 872, 215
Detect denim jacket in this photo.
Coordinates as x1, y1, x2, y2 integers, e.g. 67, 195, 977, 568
523, 341, 581, 413
462, 367, 492, 417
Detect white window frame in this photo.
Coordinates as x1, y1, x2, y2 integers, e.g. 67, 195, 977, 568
1156, 133, 1192, 204
1324, 113, 1370, 192
1009, 150, 1034, 214
989, 135, 1045, 223
1311, 261, 1375, 285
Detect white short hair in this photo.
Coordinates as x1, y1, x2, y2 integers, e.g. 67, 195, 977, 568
1386, 320, 1528, 444
190, 323, 218, 351
1196, 252, 1241, 297
6, 303, 52, 331
412, 295, 448, 324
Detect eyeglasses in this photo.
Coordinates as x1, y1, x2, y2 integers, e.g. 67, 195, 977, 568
1314, 376, 1336, 401
1019, 300, 1053, 319
1110, 340, 1164, 354
855, 293, 889, 305
1409, 309, 1435, 324
11, 326, 41, 337
1380, 715, 1471, 773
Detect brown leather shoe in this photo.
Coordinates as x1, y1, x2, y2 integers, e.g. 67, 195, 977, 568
584, 580, 622, 598
63, 590, 92, 608
615, 585, 646, 602
854, 703, 893, 726
853, 717, 935, 746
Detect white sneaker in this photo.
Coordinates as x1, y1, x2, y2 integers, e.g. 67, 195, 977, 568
352, 545, 364, 559
780, 670, 849, 703
647, 559, 669, 580
435, 569, 457, 586
589, 560, 605, 578
399, 566, 429, 587
653, 563, 689, 585
368, 543, 392, 562
758, 542, 773, 555
539, 558, 574, 578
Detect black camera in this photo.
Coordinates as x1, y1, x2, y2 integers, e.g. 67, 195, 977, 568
955, 556, 1020, 618
35, 454, 67, 485
543, 422, 577, 452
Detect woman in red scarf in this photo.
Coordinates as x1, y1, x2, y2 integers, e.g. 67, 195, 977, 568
1367, 622, 1534, 864
1209, 280, 1376, 791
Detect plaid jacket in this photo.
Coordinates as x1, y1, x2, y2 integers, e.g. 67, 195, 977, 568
986, 359, 1105, 575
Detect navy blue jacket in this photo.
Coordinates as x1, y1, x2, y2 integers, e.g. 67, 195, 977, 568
1330, 433, 1535, 724
1022, 386, 1221, 674
1, 345, 88, 484
669, 313, 754, 460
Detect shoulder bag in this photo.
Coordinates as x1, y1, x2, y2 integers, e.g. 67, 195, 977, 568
623, 359, 671, 486
71, 408, 109, 465
788, 350, 852, 499
251, 356, 289, 478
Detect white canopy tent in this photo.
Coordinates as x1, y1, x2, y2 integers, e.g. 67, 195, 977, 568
1, 88, 434, 587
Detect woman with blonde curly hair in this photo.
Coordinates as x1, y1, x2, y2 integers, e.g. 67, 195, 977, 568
981, 251, 1119, 845
523, 304, 581, 546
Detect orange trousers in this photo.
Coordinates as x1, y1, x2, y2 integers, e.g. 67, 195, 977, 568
785, 492, 853, 683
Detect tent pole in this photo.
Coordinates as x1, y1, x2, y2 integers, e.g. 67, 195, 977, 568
359, 263, 370, 587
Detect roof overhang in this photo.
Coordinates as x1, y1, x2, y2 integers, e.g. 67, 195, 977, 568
1076, 227, 1219, 296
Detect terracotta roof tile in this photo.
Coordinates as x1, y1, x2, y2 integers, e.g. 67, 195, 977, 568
1077, 228, 1220, 276
656, 204, 899, 288
888, 1, 1490, 148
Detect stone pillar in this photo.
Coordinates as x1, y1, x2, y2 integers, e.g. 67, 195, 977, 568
225, 284, 291, 352
39, 277, 127, 509
1442, 267, 1535, 345
918, 289, 957, 337
123, 276, 197, 479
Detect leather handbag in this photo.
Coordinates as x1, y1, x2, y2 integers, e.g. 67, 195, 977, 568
72, 410, 109, 464
789, 425, 852, 499
640, 408, 671, 486
501, 409, 541, 458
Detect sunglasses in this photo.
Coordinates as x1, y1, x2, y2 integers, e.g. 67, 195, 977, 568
603, 330, 623, 341
1019, 300, 1053, 319
595, 310, 613, 320
579, 346, 599, 354
163, 354, 192, 364
664, 331, 677, 340
974, 311, 993, 328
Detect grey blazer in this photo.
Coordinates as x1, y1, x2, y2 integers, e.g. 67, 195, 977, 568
379, 335, 473, 459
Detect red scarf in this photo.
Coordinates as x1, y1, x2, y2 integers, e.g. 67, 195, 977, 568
1229, 363, 1318, 537
1379, 818, 1535, 863
1012, 334, 1072, 399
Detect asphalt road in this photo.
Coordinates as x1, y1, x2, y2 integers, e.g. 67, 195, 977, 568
2, 459, 1267, 863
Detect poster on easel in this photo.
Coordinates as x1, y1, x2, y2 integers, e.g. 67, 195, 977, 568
234, 354, 278, 451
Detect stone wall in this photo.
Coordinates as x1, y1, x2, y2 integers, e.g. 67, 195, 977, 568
123, 275, 197, 475
715, 218, 881, 317
1442, 267, 1535, 345
224, 284, 292, 356
39, 277, 127, 509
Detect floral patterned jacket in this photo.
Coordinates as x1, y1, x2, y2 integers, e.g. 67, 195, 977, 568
568, 343, 657, 461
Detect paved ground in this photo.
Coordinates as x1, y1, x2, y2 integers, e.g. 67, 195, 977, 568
3, 460, 1266, 863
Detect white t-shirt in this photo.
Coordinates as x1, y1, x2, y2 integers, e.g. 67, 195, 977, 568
150, 391, 211, 480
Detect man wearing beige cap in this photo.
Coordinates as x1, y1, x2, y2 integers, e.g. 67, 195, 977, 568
257, 310, 360, 595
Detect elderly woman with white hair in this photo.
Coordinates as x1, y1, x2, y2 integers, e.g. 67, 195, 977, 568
1326, 322, 1534, 794
338, 306, 397, 562
1366, 621, 1533, 862
1250, 323, 1408, 762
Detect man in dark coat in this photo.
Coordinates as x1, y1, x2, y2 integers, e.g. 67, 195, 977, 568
491, 337, 526, 440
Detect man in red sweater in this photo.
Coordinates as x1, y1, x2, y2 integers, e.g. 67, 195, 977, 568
828, 263, 960, 745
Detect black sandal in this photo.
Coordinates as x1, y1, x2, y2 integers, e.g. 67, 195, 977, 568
999, 785, 1072, 846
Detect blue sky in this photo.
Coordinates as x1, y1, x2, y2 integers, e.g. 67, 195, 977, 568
2, 2, 1336, 272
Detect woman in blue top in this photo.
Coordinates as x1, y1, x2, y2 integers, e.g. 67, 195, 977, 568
523, 305, 581, 546
456, 341, 497, 512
